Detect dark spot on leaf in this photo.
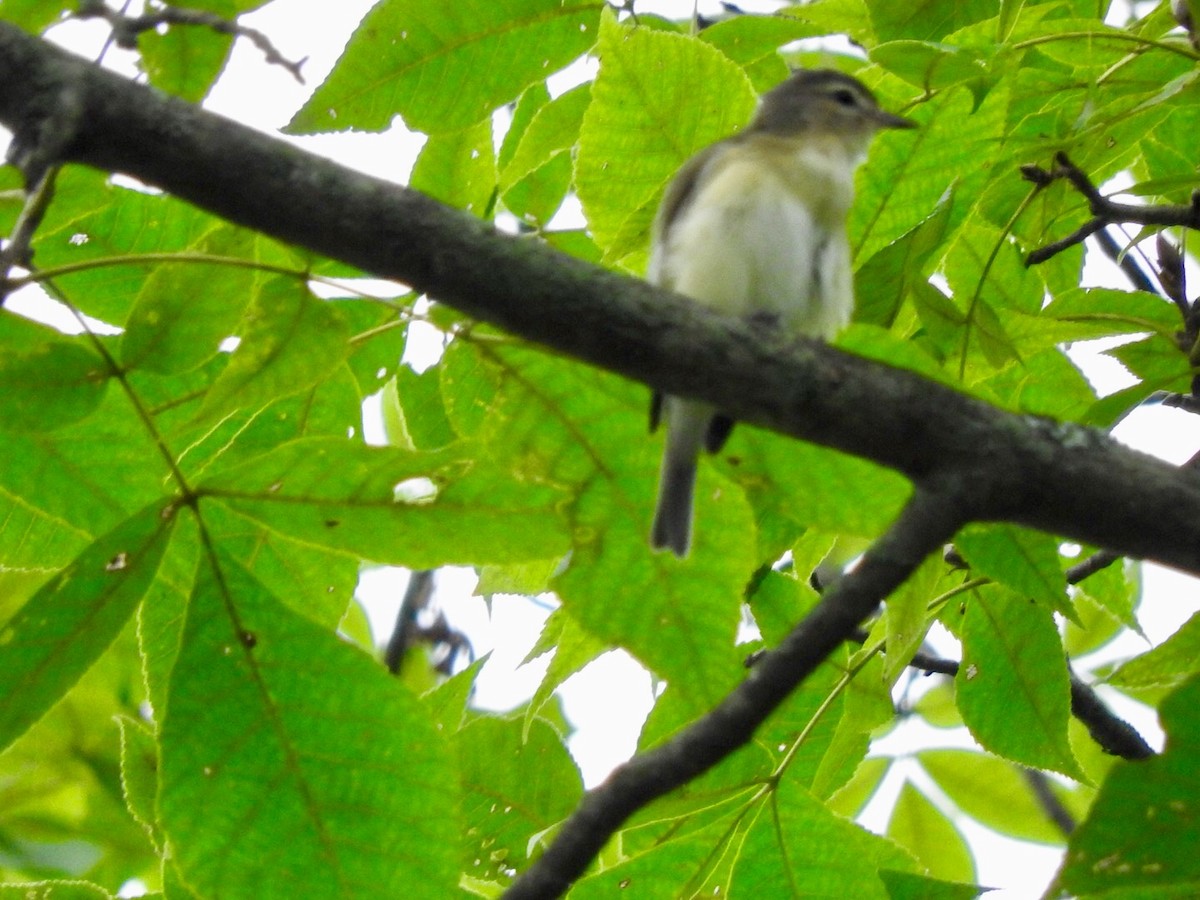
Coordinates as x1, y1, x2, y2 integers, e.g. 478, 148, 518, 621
240, 630, 257, 648
325, 519, 339, 528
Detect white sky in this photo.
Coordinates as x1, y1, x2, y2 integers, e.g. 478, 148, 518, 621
7, 2, 1200, 897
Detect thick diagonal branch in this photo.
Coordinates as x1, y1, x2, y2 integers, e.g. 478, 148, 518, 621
505, 487, 967, 899
4, 26, 1200, 572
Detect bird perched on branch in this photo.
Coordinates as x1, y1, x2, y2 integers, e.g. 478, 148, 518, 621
648, 69, 914, 557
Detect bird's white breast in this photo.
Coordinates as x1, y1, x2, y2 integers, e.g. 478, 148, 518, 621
650, 135, 860, 339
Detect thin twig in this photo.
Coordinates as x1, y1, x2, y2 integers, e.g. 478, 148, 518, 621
1064, 549, 1118, 583
1024, 152, 1200, 265
1157, 392, 1200, 416
1022, 768, 1077, 836
0, 167, 57, 301
76, 0, 306, 82
1092, 226, 1160, 298
384, 570, 435, 675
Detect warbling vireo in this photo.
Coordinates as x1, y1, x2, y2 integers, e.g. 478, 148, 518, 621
648, 69, 914, 557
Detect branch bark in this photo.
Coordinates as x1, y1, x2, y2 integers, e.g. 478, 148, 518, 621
3, 24, 1200, 573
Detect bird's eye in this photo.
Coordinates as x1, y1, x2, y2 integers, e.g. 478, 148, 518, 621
832, 89, 858, 107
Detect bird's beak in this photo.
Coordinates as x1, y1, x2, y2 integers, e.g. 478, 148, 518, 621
872, 108, 917, 130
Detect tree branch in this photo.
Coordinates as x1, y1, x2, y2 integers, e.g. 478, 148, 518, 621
3, 25, 1200, 573
505, 487, 967, 898
1023, 152, 1200, 265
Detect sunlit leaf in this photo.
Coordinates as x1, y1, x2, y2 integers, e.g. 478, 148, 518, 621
733, 775, 918, 895
159, 553, 461, 897
288, 0, 603, 134
0, 501, 175, 751
887, 782, 975, 883
956, 585, 1084, 779
199, 437, 570, 567
196, 278, 351, 423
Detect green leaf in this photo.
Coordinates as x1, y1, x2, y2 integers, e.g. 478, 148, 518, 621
853, 83, 1003, 264
553, 470, 751, 711
439, 340, 751, 710
499, 83, 589, 226
0, 338, 108, 431
576, 11, 757, 265
199, 500, 359, 627
29, 170, 213, 326
911, 679, 961, 728
1108, 333, 1191, 389
499, 82, 549, 171
116, 714, 161, 850
199, 437, 570, 567
732, 425, 912, 556
811, 653, 895, 799
0, 0, 72, 32
422, 655, 486, 735
865, 0, 999, 41
523, 608, 608, 733
981, 348, 1096, 420
0, 500, 175, 751
196, 278, 351, 423
956, 585, 1084, 779
570, 815, 747, 898
0, 884, 113, 899
872, 41, 991, 93
829, 756, 891, 819
1064, 591, 1128, 659
919, 749, 1073, 844
855, 189, 955, 327
878, 553, 949, 682
699, 14, 823, 79
1058, 673, 1200, 897
159, 553, 461, 898
140, 20, 233, 103
499, 83, 589, 193
783, 0, 876, 46
1111, 608, 1200, 690
454, 717, 582, 883
288, 0, 603, 134
382, 366, 456, 450
410, 119, 497, 216
878, 869, 987, 900
1071, 554, 1143, 644
886, 782, 976, 883
732, 775, 917, 896
956, 523, 1072, 618
120, 226, 261, 374
1040, 287, 1180, 340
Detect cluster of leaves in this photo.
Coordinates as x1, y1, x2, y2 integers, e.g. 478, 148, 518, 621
3, 0, 1200, 897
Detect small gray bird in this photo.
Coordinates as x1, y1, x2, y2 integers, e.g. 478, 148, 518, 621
648, 69, 914, 557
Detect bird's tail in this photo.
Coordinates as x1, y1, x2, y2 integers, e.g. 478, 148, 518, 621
651, 455, 696, 557
650, 398, 713, 558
